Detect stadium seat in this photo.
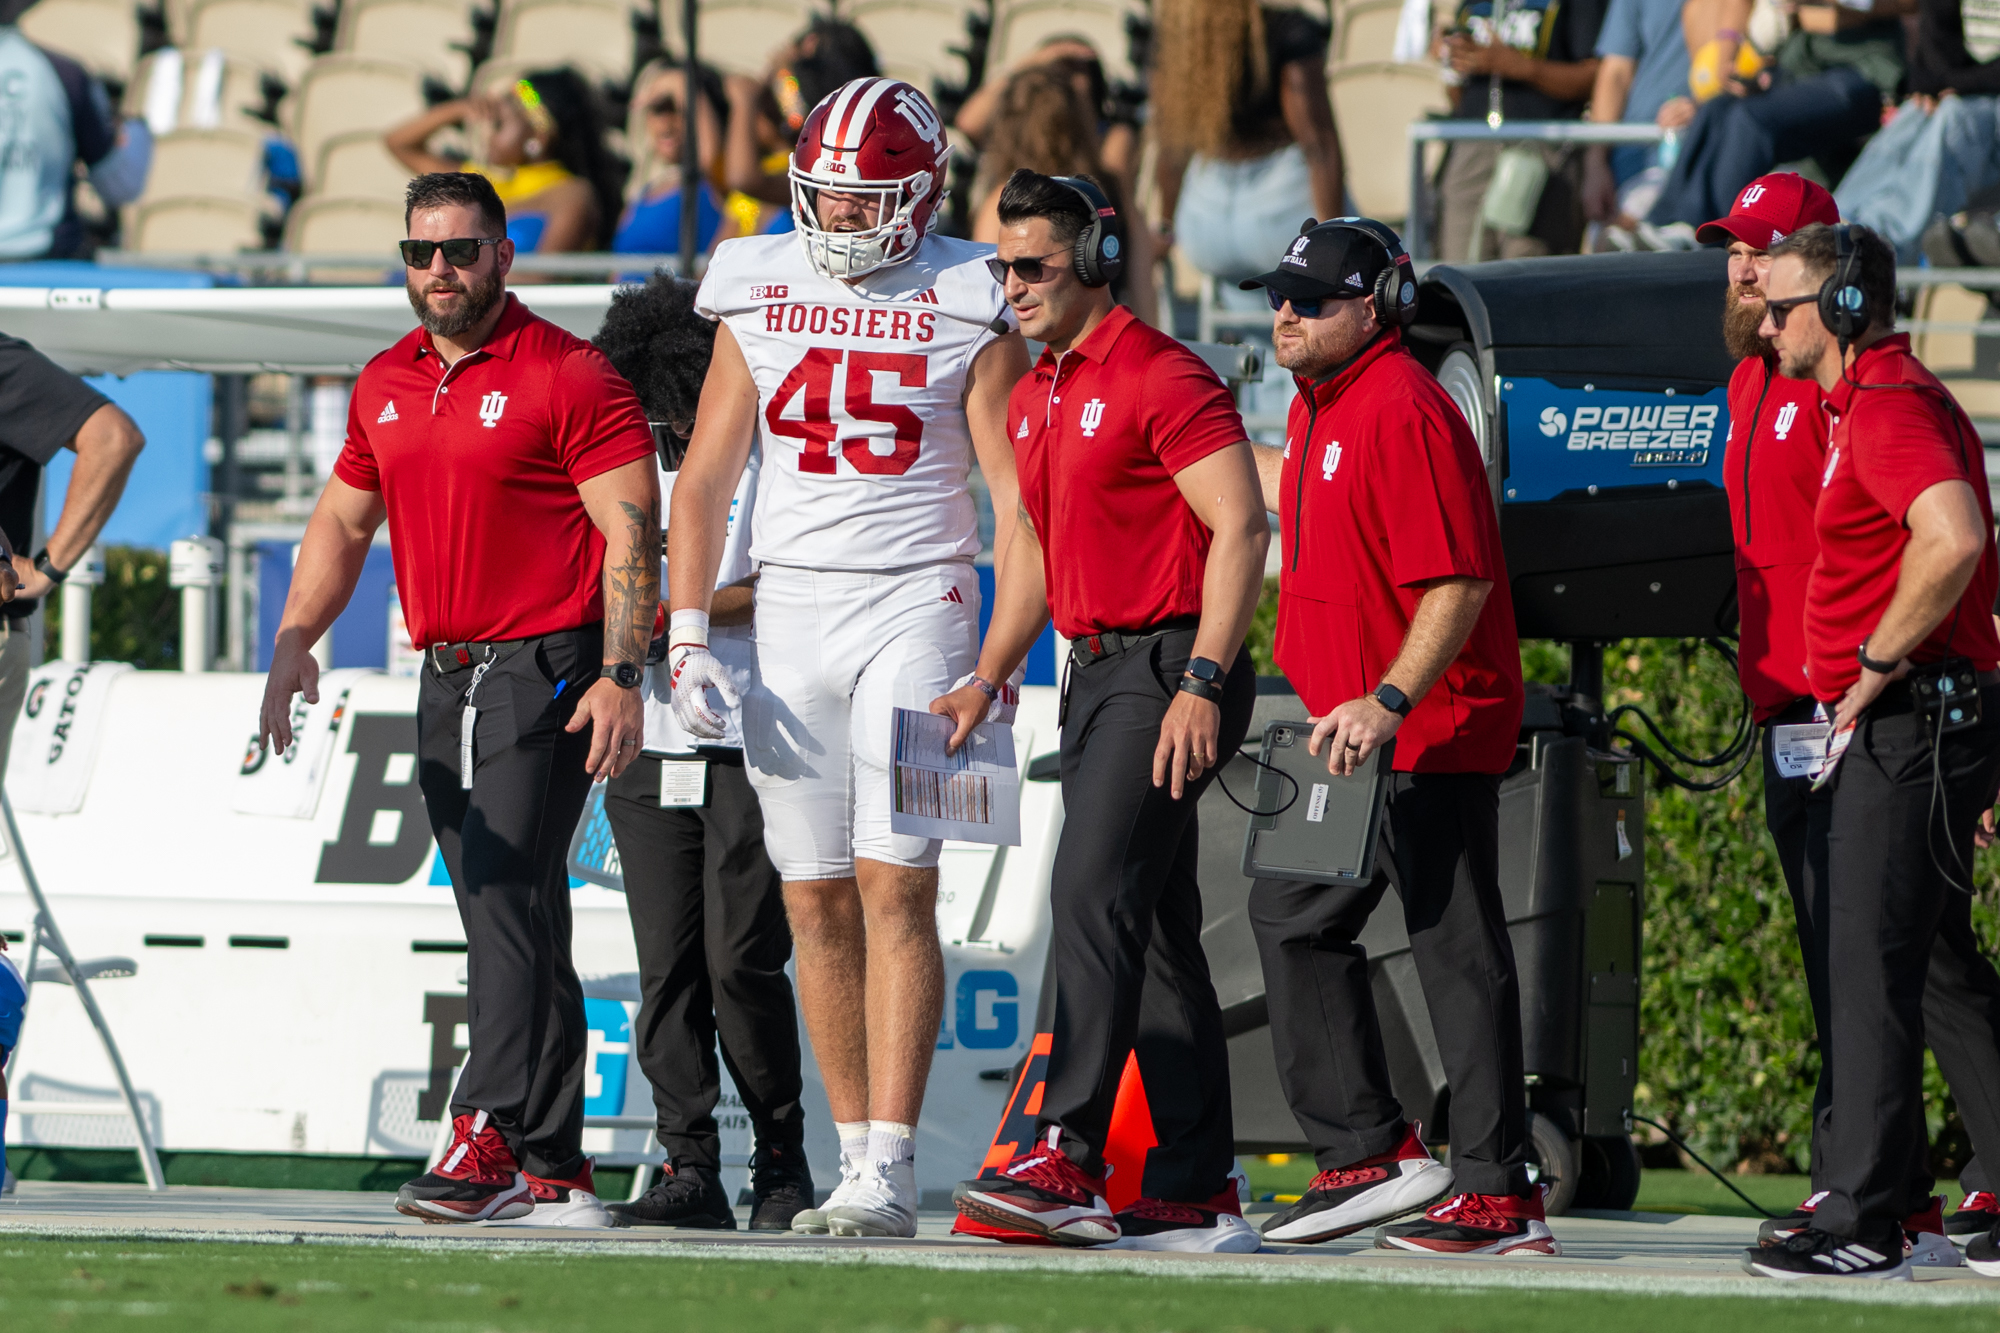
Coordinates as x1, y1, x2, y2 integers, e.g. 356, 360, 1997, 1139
1910, 282, 2000, 419
125, 49, 285, 136
843, 0, 978, 92
1335, 0, 1403, 64
336, 0, 475, 87
126, 195, 265, 251
1327, 61, 1448, 221
186, 0, 320, 85
18, 0, 141, 85
288, 56, 427, 193
990, 0, 1145, 84
657, 0, 823, 74
283, 193, 406, 253
313, 128, 416, 198
492, 0, 638, 84
137, 127, 267, 203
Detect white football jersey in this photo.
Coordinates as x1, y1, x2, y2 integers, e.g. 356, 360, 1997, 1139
697, 229, 1015, 571
643, 446, 759, 755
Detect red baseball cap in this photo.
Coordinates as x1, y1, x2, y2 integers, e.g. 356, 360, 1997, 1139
1696, 173, 1839, 249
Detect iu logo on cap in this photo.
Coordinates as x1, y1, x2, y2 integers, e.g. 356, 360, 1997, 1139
479, 391, 508, 428
1740, 184, 1767, 207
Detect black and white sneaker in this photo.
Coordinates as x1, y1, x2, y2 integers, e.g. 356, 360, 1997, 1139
1756, 1189, 1827, 1245
1948, 1191, 2000, 1248
604, 1164, 736, 1229
1742, 1228, 1912, 1281
1262, 1122, 1453, 1244
1964, 1223, 2000, 1276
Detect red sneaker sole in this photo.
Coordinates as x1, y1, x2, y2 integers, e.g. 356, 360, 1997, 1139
954, 1195, 1116, 1248
1379, 1235, 1560, 1256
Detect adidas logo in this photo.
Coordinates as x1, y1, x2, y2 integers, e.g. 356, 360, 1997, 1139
1345, 272, 1365, 288
1812, 1243, 1889, 1273
377, 401, 399, 423
1016, 418, 1028, 440
940, 587, 965, 604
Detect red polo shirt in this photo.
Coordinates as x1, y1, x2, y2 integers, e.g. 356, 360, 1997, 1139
1275, 332, 1523, 773
1010, 304, 1248, 638
1723, 355, 1828, 721
1807, 334, 2000, 700
334, 294, 655, 645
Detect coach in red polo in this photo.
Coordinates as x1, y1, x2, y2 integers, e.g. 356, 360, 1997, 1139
1239, 218, 1540, 1257
935, 170, 1269, 1253
257, 172, 659, 1228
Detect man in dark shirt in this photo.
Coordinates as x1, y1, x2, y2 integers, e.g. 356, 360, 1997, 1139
1433, 0, 1605, 260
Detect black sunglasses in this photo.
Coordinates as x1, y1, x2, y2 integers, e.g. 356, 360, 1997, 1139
645, 95, 681, 117
400, 237, 503, 268
985, 247, 1071, 285
1763, 293, 1818, 330
1266, 288, 1361, 320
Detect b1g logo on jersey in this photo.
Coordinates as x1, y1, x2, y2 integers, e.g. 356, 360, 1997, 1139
479, 391, 508, 428
894, 87, 944, 150
749, 284, 789, 301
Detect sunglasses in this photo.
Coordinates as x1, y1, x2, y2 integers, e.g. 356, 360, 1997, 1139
1763, 293, 1818, 330
1267, 288, 1362, 320
400, 237, 503, 268
985, 248, 1071, 285
645, 95, 681, 117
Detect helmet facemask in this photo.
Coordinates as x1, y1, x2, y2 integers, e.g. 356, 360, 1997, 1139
789, 155, 948, 280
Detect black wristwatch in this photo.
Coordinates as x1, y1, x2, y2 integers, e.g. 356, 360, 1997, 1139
1185, 656, 1224, 684
1857, 640, 1899, 675
1178, 675, 1225, 703
32, 548, 66, 585
1371, 682, 1413, 718
600, 661, 642, 689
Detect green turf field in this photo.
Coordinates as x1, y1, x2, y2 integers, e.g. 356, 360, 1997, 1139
0, 1236, 1995, 1333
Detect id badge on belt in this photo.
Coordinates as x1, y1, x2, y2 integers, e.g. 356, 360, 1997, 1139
659, 759, 708, 807
460, 659, 494, 790
1771, 721, 1832, 780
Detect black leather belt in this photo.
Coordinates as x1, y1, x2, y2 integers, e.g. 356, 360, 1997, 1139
1069, 616, 1201, 666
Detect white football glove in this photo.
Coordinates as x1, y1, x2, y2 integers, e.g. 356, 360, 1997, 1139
952, 662, 1027, 726
668, 644, 740, 740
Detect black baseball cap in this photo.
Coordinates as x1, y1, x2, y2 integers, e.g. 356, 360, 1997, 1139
1239, 219, 1393, 302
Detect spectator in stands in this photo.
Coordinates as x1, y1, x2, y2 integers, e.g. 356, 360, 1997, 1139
1641, 0, 1906, 241
1151, 0, 1345, 288
0, 0, 150, 259
614, 62, 743, 256
1838, 0, 2000, 260
386, 69, 622, 252
1433, 0, 1605, 261
1581, 0, 1694, 243
721, 19, 879, 216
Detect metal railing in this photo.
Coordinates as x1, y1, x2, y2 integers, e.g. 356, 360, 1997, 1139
92, 251, 686, 284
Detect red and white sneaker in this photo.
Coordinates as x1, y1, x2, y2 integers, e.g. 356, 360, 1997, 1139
1260, 1122, 1454, 1244
1107, 1187, 1261, 1253
394, 1111, 534, 1224
1903, 1195, 1963, 1267
1374, 1189, 1560, 1256
1947, 1191, 2000, 1247
1757, 1189, 1829, 1245
952, 1128, 1119, 1247
485, 1157, 614, 1228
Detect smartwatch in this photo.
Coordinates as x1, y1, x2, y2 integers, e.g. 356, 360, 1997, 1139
1185, 656, 1225, 685
32, 548, 66, 585
1371, 682, 1413, 718
1857, 640, 1898, 675
600, 661, 643, 689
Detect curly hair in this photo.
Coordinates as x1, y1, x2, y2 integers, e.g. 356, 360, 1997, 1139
1151, 0, 1266, 158
976, 64, 1104, 205
520, 67, 627, 248
593, 274, 716, 461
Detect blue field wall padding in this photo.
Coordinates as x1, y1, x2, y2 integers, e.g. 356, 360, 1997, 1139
977, 564, 1056, 686
255, 542, 398, 672
953, 969, 1019, 1050
42, 372, 212, 549
582, 996, 632, 1116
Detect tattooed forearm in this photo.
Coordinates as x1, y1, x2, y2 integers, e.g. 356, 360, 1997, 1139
604, 496, 660, 667
1016, 495, 1036, 539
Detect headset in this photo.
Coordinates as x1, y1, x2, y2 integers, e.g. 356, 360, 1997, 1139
1049, 175, 1123, 289
1310, 216, 1419, 328
1818, 222, 1870, 349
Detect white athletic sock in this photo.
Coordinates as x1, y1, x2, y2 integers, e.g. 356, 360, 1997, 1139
834, 1119, 870, 1165
868, 1120, 916, 1165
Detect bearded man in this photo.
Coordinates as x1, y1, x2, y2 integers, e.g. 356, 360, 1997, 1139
258, 171, 660, 1226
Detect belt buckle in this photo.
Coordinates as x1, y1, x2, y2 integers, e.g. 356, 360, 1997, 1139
1087, 635, 1103, 657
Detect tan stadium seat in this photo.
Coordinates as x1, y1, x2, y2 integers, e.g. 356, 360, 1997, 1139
288, 56, 427, 193
18, 0, 141, 85
1336, 0, 1403, 64
283, 193, 407, 253
492, 0, 637, 84
336, 0, 475, 87
844, 0, 979, 92
125, 49, 285, 136
126, 195, 265, 251
1328, 61, 1449, 221
313, 128, 415, 198
186, 0, 319, 85
990, 0, 1145, 84
658, 0, 822, 76
1907, 283, 2000, 419
137, 127, 266, 203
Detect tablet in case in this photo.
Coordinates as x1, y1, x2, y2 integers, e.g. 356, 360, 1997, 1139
1239, 720, 1393, 887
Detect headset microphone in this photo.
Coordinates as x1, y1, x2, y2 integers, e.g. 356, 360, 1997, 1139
989, 312, 1011, 334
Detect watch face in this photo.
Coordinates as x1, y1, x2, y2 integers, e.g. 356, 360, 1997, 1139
1188, 657, 1224, 682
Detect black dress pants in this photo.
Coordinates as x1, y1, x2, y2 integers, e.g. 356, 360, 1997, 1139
1038, 631, 1254, 1201
603, 750, 806, 1173
1250, 770, 1531, 1198
417, 625, 600, 1177
1764, 697, 2000, 1198
1815, 685, 2000, 1244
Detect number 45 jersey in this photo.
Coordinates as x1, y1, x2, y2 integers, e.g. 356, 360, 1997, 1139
697, 230, 1015, 571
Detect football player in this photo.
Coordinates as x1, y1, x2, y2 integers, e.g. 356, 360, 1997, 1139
666, 77, 1030, 1238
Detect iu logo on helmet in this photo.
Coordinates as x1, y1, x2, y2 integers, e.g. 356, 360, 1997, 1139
479, 391, 508, 428
894, 87, 944, 149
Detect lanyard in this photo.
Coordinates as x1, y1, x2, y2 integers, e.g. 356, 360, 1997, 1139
460, 659, 494, 790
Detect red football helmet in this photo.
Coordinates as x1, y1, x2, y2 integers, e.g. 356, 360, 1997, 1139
789, 77, 950, 279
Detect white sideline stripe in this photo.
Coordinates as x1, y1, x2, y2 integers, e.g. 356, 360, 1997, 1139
7, 1226, 2000, 1307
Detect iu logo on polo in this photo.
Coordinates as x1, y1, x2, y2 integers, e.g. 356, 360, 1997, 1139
1773, 400, 1798, 440
479, 391, 508, 428
1079, 399, 1106, 437
1322, 440, 1342, 480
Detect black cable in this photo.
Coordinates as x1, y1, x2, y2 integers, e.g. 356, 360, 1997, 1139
1604, 639, 1756, 792
1211, 744, 1302, 817
1628, 1114, 1781, 1218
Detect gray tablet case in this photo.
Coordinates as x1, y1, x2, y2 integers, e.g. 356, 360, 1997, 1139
1240, 720, 1393, 887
